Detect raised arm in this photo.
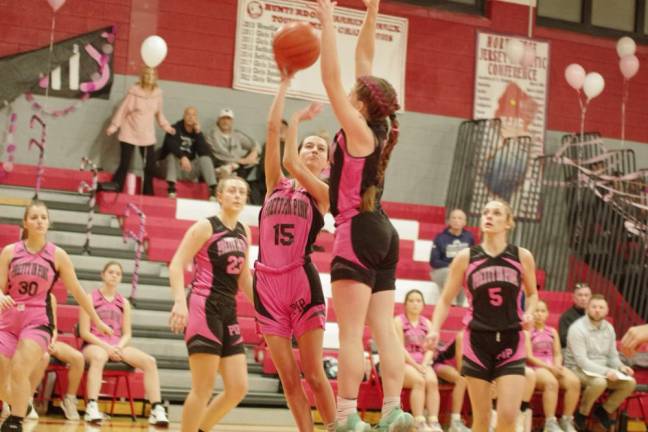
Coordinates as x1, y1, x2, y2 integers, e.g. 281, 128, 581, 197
355, 0, 380, 78
168, 219, 212, 334
314, 0, 374, 155
56, 248, 112, 336
283, 103, 330, 214
265, 78, 291, 195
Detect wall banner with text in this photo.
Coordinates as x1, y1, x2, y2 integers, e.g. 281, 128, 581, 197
234, 0, 408, 108
472, 31, 550, 220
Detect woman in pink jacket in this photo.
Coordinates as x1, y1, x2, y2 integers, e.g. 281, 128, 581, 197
106, 67, 175, 195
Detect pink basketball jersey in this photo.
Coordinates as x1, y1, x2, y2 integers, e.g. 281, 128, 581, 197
7, 241, 58, 306
258, 178, 323, 269
90, 289, 124, 342
400, 314, 429, 363
191, 216, 248, 300
530, 326, 555, 366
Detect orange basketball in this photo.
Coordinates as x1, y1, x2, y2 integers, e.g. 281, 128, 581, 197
272, 22, 320, 75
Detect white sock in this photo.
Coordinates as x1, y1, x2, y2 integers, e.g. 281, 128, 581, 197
381, 396, 401, 418
451, 413, 461, 422
325, 422, 336, 431
336, 397, 357, 423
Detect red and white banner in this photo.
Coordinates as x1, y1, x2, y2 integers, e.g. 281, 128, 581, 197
472, 31, 550, 219
233, 0, 408, 107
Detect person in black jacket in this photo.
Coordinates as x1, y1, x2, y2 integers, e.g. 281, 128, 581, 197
429, 209, 475, 305
158, 107, 217, 199
557, 282, 591, 348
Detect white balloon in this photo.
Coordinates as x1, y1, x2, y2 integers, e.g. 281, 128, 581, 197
140, 35, 168, 68
583, 72, 605, 100
506, 39, 525, 65
616, 36, 636, 58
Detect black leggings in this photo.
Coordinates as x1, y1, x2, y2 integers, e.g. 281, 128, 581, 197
112, 142, 157, 196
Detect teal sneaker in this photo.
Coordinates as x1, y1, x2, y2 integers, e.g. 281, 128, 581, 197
336, 413, 372, 432
376, 408, 415, 432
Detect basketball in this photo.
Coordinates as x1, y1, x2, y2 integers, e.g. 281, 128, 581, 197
272, 22, 320, 75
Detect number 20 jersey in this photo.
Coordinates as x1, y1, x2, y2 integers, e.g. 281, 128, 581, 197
8, 241, 58, 306
257, 178, 323, 268
191, 216, 248, 301
464, 244, 524, 332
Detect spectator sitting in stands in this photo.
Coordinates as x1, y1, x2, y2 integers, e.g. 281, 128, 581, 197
525, 300, 580, 432
206, 108, 262, 203
429, 209, 474, 305
564, 295, 636, 431
157, 106, 217, 200
558, 283, 591, 349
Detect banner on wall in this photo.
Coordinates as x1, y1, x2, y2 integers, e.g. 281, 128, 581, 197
472, 31, 550, 220
233, 0, 408, 108
0, 26, 116, 104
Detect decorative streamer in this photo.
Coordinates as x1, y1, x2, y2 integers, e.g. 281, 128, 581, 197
123, 203, 146, 306
0, 109, 17, 178
78, 157, 98, 254
29, 115, 46, 198
25, 92, 90, 117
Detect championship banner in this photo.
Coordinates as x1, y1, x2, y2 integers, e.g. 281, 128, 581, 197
472, 31, 550, 220
233, 0, 408, 108
0, 26, 116, 104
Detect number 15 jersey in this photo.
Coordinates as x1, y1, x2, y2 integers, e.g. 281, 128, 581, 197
258, 178, 323, 269
191, 216, 248, 301
464, 244, 524, 332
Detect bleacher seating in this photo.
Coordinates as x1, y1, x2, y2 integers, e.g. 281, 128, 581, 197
2, 165, 646, 425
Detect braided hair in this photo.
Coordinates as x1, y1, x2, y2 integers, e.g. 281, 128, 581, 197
355, 76, 400, 212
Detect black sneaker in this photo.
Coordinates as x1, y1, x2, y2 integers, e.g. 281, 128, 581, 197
593, 405, 614, 430
574, 412, 587, 431
1, 416, 22, 432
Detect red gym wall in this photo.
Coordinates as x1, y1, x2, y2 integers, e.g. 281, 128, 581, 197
1, 0, 647, 143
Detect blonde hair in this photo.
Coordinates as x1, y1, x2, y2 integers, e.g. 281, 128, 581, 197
488, 198, 516, 230
217, 175, 250, 196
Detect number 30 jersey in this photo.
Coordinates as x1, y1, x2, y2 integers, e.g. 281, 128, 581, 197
7, 241, 58, 306
191, 216, 248, 301
464, 244, 524, 332
257, 178, 323, 269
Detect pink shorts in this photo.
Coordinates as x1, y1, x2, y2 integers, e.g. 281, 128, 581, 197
0, 305, 52, 357
185, 292, 244, 357
254, 261, 326, 339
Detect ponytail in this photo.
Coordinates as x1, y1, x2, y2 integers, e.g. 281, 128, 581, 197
360, 113, 399, 212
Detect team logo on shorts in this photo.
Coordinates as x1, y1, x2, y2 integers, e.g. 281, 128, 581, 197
290, 298, 306, 314
228, 324, 241, 336
495, 347, 513, 361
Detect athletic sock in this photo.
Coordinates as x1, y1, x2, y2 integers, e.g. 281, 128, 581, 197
336, 397, 357, 423
381, 396, 400, 418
